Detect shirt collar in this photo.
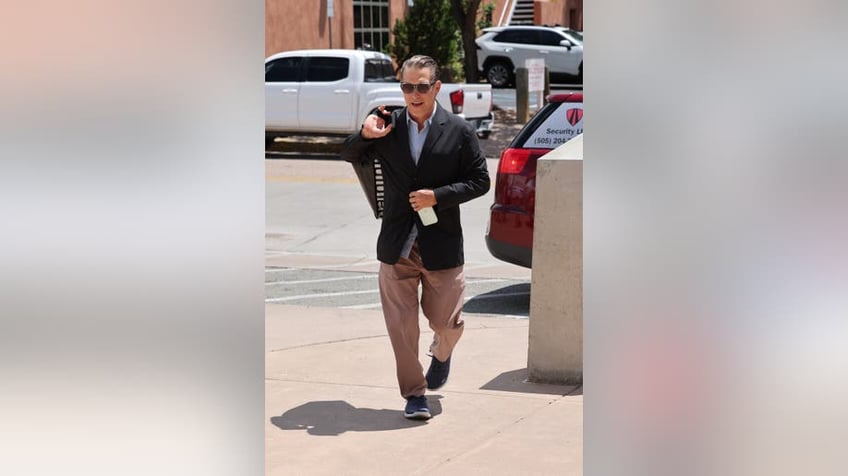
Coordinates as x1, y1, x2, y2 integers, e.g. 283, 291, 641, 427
406, 103, 438, 130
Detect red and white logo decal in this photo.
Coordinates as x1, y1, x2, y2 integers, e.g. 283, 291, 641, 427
566, 108, 583, 126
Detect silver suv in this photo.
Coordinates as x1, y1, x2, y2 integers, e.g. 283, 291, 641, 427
475, 26, 583, 88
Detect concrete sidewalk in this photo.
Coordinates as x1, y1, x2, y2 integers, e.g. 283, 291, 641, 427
266, 304, 583, 475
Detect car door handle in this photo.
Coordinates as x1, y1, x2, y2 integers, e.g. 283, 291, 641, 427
503, 48, 513, 52
539, 50, 550, 54
333, 89, 350, 94
282, 88, 297, 93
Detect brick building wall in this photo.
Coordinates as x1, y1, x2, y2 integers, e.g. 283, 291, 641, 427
266, 0, 409, 57
535, 0, 582, 30
265, 0, 581, 58
490, 0, 580, 29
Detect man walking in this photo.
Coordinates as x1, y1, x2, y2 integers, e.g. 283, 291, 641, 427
341, 55, 490, 419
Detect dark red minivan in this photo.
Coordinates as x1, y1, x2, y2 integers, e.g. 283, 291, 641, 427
485, 93, 583, 268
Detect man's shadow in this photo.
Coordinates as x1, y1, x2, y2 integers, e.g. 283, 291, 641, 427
270, 397, 443, 436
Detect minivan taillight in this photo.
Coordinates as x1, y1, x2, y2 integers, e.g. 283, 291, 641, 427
449, 89, 464, 114
497, 148, 549, 175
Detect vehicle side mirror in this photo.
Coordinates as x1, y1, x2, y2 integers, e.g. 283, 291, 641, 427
559, 39, 573, 50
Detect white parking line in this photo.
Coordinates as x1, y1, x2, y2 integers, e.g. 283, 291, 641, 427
264, 260, 380, 271
265, 289, 379, 303
341, 303, 383, 310
465, 278, 513, 285
265, 274, 378, 285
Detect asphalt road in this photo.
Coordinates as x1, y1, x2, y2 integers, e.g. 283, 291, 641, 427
265, 158, 532, 316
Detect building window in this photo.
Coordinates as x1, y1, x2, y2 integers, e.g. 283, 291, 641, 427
353, 0, 390, 52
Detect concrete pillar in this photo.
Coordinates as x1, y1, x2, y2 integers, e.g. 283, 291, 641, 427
528, 134, 583, 384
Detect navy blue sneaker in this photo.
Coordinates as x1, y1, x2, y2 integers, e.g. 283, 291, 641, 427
425, 355, 451, 390
403, 396, 431, 420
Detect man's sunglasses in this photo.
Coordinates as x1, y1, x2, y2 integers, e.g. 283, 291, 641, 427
400, 82, 435, 94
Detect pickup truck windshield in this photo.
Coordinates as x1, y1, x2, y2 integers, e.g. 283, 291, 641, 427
364, 59, 397, 82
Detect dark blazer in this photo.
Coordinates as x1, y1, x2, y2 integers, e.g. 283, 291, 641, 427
342, 104, 491, 270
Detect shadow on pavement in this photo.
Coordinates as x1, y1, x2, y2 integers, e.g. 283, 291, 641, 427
463, 283, 530, 317
480, 368, 582, 396
270, 397, 443, 436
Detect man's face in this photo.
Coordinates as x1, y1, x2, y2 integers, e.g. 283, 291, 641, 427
400, 66, 441, 122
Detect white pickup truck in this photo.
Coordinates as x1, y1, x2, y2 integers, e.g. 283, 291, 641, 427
265, 49, 495, 148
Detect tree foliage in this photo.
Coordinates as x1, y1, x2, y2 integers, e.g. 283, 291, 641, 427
449, 0, 483, 83
386, 0, 463, 82
477, 2, 495, 31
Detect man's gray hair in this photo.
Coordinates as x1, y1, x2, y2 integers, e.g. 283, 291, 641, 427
398, 55, 440, 82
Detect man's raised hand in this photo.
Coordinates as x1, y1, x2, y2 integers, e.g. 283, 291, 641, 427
360, 105, 393, 139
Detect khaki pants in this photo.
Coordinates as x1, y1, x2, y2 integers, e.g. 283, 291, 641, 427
379, 243, 465, 398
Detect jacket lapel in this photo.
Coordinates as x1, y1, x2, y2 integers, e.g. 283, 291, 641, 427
392, 108, 417, 171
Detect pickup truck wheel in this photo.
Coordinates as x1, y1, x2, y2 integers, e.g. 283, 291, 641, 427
485, 61, 513, 88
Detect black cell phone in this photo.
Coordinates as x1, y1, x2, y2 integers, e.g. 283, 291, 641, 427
379, 108, 395, 132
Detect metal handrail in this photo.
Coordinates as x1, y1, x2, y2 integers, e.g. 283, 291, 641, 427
497, 0, 515, 26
